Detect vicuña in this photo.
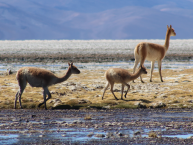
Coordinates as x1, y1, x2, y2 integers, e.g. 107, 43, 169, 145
15, 62, 80, 110
133, 25, 176, 82
102, 66, 147, 100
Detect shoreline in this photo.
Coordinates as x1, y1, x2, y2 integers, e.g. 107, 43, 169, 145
0, 53, 193, 63
0, 39, 193, 63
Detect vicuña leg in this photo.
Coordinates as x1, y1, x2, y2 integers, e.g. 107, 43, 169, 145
38, 87, 52, 110
139, 57, 146, 83
110, 83, 118, 100
121, 84, 125, 100
15, 92, 20, 109
124, 83, 130, 98
150, 61, 155, 82
158, 60, 163, 82
15, 80, 27, 109
102, 82, 109, 100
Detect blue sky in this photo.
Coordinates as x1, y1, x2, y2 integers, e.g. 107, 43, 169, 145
0, 0, 192, 40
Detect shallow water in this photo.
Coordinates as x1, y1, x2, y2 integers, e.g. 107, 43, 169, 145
1, 60, 193, 73
0, 109, 193, 144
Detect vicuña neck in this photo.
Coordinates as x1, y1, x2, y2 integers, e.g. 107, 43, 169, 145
164, 29, 171, 51
130, 69, 142, 81
55, 68, 72, 84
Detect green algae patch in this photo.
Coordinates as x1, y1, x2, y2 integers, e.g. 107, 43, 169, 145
112, 103, 138, 109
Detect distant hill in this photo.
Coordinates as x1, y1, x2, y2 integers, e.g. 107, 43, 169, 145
0, 0, 192, 40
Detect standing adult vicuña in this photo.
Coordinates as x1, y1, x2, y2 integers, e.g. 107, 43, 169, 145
102, 66, 147, 100
133, 25, 176, 83
15, 62, 80, 110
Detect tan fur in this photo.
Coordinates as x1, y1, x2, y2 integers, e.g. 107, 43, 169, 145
15, 62, 80, 110
133, 25, 176, 82
102, 66, 147, 100
16, 67, 57, 87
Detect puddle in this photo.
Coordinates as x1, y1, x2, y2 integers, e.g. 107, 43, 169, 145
163, 134, 193, 139
0, 109, 193, 144
0, 128, 107, 144
0, 134, 18, 145
1, 126, 193, 145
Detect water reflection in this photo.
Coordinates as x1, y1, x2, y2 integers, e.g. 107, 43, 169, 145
0, 61, 193, 72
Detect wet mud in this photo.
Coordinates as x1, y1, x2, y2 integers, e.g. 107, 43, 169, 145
0, 53, 193, 64
0, 109, 193, 144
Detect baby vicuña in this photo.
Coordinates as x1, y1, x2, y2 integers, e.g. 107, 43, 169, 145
102, 66, 147, 100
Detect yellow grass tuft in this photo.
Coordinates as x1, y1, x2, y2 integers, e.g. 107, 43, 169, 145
84, 114, 92, 120
148, 131, 158, 138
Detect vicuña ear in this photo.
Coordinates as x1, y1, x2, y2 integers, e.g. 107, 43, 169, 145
71, 62, 73, 66
167, 25, 169, 29
170, 25, 172, 28
68, 62, 70, 66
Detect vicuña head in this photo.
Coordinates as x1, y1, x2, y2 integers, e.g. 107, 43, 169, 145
102, 66, 147, 100
14, 62, 80, 110
133, 25, 176, 83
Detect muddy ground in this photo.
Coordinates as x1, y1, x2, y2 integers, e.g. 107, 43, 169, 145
0, 109, 193, 144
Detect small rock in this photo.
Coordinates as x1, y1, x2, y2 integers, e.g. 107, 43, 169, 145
106, 132, 114, 138
134, 131, 141, 136
61, 134, 66, 137
72, 120, 82, 124
78, 99, 92, 104
94, 95, 101, 98
182, 80, 191, 82
135, 102, 147, 109
87, 132, 94, 137
31, 115, 36, 118
95, 134, 105, 138
39, 134, 45, 137
69, 86, 77, 91
51, 121, 58, 124
187, 100, 193, 103
157, 94, 168, 99
61, 121, 66, 124
102, 105, 110, 109
138, 103, 147, 109
117, 132, 124, 137
151, 102, 166, 108
104, 122, 112, 126
93, 85, 104, 89
123, 135, 129, 138
114, 89, 120, 92
131, 91, 137, 93
94, 124, 98, 129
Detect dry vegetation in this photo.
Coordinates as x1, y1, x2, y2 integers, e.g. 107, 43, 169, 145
0, 68, 193, 110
